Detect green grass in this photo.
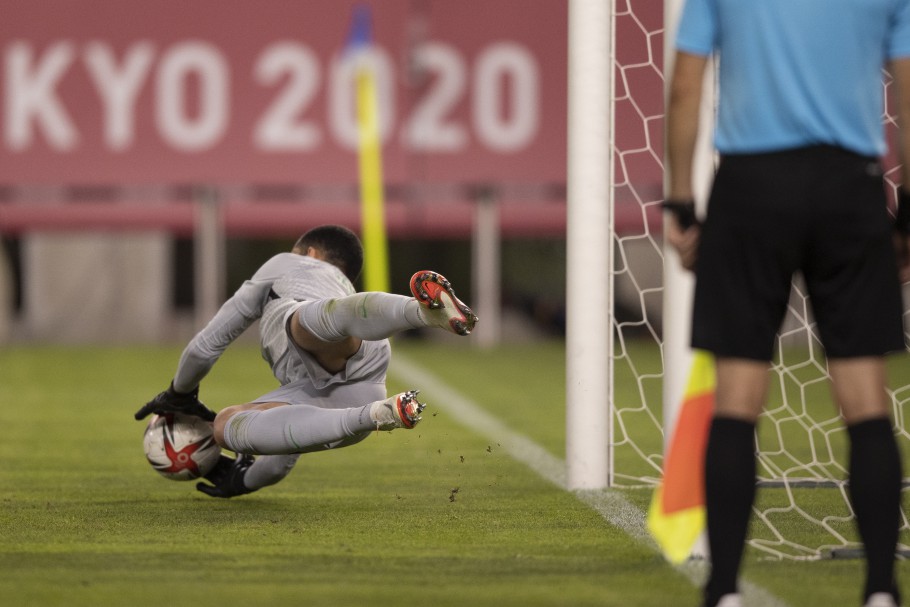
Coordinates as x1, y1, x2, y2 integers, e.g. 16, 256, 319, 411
394, 339, 910, 605
0, 343, 692, 607
1, 341, 909, 606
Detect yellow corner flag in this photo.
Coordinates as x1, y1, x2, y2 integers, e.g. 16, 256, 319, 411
348, 5, 389, 292
647, 350, 715, 563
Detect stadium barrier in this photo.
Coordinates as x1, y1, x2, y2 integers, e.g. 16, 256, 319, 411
0, 186, 659, 344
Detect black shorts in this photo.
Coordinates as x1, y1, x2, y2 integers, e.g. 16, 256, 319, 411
692, 145, 905, 360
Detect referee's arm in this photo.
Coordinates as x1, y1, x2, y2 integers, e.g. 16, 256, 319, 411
667, 51, 707, 201
665, 51, 709, 270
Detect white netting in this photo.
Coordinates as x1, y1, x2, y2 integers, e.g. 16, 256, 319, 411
610, 0, 910, 560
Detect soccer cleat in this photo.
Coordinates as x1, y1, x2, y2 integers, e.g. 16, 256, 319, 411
864, 593, 900, 607
370, 390, 426, 430
195, 453, 256, 498
409, 270, 478, 336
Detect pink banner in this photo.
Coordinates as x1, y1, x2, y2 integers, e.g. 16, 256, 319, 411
0, 0, 568, 186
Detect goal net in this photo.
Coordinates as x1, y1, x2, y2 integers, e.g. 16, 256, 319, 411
608, 0, 910, 560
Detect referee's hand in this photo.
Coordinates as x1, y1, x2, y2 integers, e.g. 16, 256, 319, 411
894, 231, 910, 284
666, 220, 700, 271
663, 199, 701, 271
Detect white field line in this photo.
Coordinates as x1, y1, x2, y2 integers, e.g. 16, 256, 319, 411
391, 355, 790, 607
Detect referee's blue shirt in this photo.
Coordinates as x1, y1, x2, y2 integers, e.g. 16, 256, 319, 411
676, 0, 910, 156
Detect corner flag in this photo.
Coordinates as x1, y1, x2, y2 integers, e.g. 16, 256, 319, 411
647, 350, 715, 563
347, 5, 389, 292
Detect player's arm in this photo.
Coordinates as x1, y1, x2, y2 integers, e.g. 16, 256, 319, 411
173, 280, 270, 388
665, 50, 709, 270
135, 276, 272, 421
134, 295, 258, 421
889, 56, 910, 282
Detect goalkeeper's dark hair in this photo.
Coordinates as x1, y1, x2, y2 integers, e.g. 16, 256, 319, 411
293, 225, 364, 282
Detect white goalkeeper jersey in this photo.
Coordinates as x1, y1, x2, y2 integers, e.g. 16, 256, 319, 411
172, 252, 391, 401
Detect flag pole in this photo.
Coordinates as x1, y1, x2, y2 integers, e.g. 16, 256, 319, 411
349, 5, 390, 293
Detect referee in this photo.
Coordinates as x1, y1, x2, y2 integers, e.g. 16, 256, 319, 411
665, 2, 910, 607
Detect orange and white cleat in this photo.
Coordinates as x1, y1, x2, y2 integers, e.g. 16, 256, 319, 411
370, 390, 427, 430
409, 271, 478, 336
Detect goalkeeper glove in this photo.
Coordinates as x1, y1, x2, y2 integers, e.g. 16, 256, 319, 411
196, 454, 256, 498
134, 382, 217, 422
661, 199, 700, 229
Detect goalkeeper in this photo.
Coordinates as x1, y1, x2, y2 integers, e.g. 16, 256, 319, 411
135, 224, 477, 498
664, 1, 910, 607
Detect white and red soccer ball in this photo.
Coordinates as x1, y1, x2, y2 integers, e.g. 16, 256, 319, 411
143, 413, 221, 480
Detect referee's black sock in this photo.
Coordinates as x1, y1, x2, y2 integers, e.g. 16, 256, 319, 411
847, 417, 902, 604
703, 416, 756, 607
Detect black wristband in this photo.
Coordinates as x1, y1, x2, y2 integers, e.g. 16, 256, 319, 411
895, 189, 910, 234
661, 199, 699, 229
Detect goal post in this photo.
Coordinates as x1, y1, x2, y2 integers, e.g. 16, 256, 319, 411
565, 0, 615, 490
563, 0, 713, 492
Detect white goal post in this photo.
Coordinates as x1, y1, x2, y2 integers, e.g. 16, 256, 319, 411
565, 0, 614, 490
564, 0, 707, 490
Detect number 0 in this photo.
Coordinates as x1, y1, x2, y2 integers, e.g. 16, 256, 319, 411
473, 42, 539, 152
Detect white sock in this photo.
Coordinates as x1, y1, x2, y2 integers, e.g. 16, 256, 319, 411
297, 292, 423, 341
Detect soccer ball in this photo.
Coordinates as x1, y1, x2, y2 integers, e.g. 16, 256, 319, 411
143, 413, 221, 481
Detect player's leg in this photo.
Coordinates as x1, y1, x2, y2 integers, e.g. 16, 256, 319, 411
690, 151, 802, 607
287, 272, 476, 373
829, 358, 893, 425
198, 393, 426, 498
225, 436, 371, 493
804, 146, 905, 606
212, 391, 426, 454
830, 358, 902, 605
293, 292, 420, 345
198, 402, 293, 498
245, 454, 300, 489
702, 358, 768, 607
199, 437, 377, 499
289, 292, 414, 373
291, 271, 477, 347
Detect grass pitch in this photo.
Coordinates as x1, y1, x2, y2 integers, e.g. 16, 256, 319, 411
1, 341, 908, 606
0, 342, 689, 607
